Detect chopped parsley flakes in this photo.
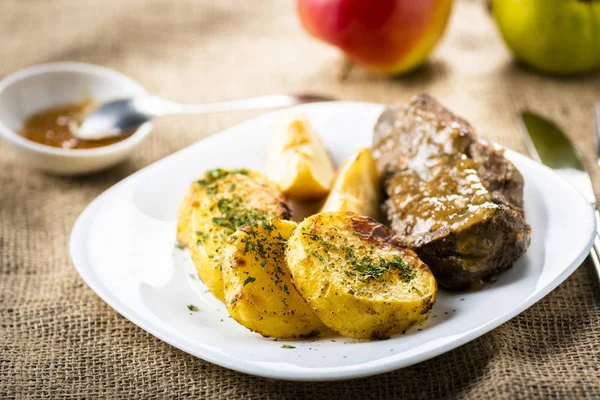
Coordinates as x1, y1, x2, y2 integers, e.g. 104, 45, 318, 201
197, 168, 248, 188
353, 256, 415, 282
298, 221, 417, 298
212, 196, 271, 234
196, 168, 249, 199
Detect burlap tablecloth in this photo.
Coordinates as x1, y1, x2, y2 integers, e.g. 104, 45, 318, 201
1, 0, 600, 398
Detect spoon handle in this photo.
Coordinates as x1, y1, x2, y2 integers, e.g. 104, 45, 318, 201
158, 94, 332, 115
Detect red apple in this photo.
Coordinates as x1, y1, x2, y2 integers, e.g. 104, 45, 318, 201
297, 0, 453, 74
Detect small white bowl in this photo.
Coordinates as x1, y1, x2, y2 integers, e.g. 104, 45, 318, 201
0, 62, 152, 175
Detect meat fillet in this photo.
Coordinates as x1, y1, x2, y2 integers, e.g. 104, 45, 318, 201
372, 94, 531, 289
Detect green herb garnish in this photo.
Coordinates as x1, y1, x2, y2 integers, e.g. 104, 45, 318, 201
212, 196, 271, 234
243, 276, 256, 286
205, 185, 219, 196
187, 304, 199, 312
196, 168, 249, 197
197, 168, 248, 187
281, 344, 295, 349
352, 256, 415, 282
312, 251, 326, 263
196, 231, 208, 245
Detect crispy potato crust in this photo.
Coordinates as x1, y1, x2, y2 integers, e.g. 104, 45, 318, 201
177, 169, 290, 301
286, 211, 437, 339
222, 219, 326, 339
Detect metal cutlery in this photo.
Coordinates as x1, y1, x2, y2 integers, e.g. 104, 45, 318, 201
75, 93, 335, 140
518, 109, 600, 278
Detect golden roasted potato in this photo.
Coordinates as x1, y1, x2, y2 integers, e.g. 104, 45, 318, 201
286, 211, 437, 339
320, 148, 382, 220
177, 169, 281, 245
265, 113, 336, 199
177, 168, 291, 301
222, 219, 326, 338
177, 186, 197, 247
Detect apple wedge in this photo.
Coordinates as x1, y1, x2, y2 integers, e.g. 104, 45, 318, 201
265, 114, 335, 199
320, 148, 382, 220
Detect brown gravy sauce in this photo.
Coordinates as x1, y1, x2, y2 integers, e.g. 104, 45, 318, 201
19, 101, 133, 149
385, 109, 497, 236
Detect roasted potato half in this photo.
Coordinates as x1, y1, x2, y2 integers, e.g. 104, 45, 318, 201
177, 168, 291, 301
286, 211, 437, 339
265, 113, 336, 199
177, 169, 280, 245
222, 219, 326, 338
320, 148, 382, 220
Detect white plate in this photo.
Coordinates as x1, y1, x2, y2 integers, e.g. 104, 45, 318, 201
70, 102, 596, 381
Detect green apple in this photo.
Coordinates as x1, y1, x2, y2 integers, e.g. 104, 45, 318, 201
492, 0, 600, 75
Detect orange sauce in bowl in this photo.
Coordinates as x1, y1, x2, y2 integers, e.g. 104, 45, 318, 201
19, 101, 133, 149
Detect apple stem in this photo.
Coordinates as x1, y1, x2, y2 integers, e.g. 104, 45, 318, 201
339, 60, 354, 81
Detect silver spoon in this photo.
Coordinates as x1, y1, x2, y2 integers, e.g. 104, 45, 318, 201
74, 93, 335, 140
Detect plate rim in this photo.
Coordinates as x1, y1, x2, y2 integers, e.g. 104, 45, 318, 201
69, 101, 597, 381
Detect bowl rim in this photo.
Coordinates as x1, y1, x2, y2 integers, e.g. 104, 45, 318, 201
0, 62, 153, 158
